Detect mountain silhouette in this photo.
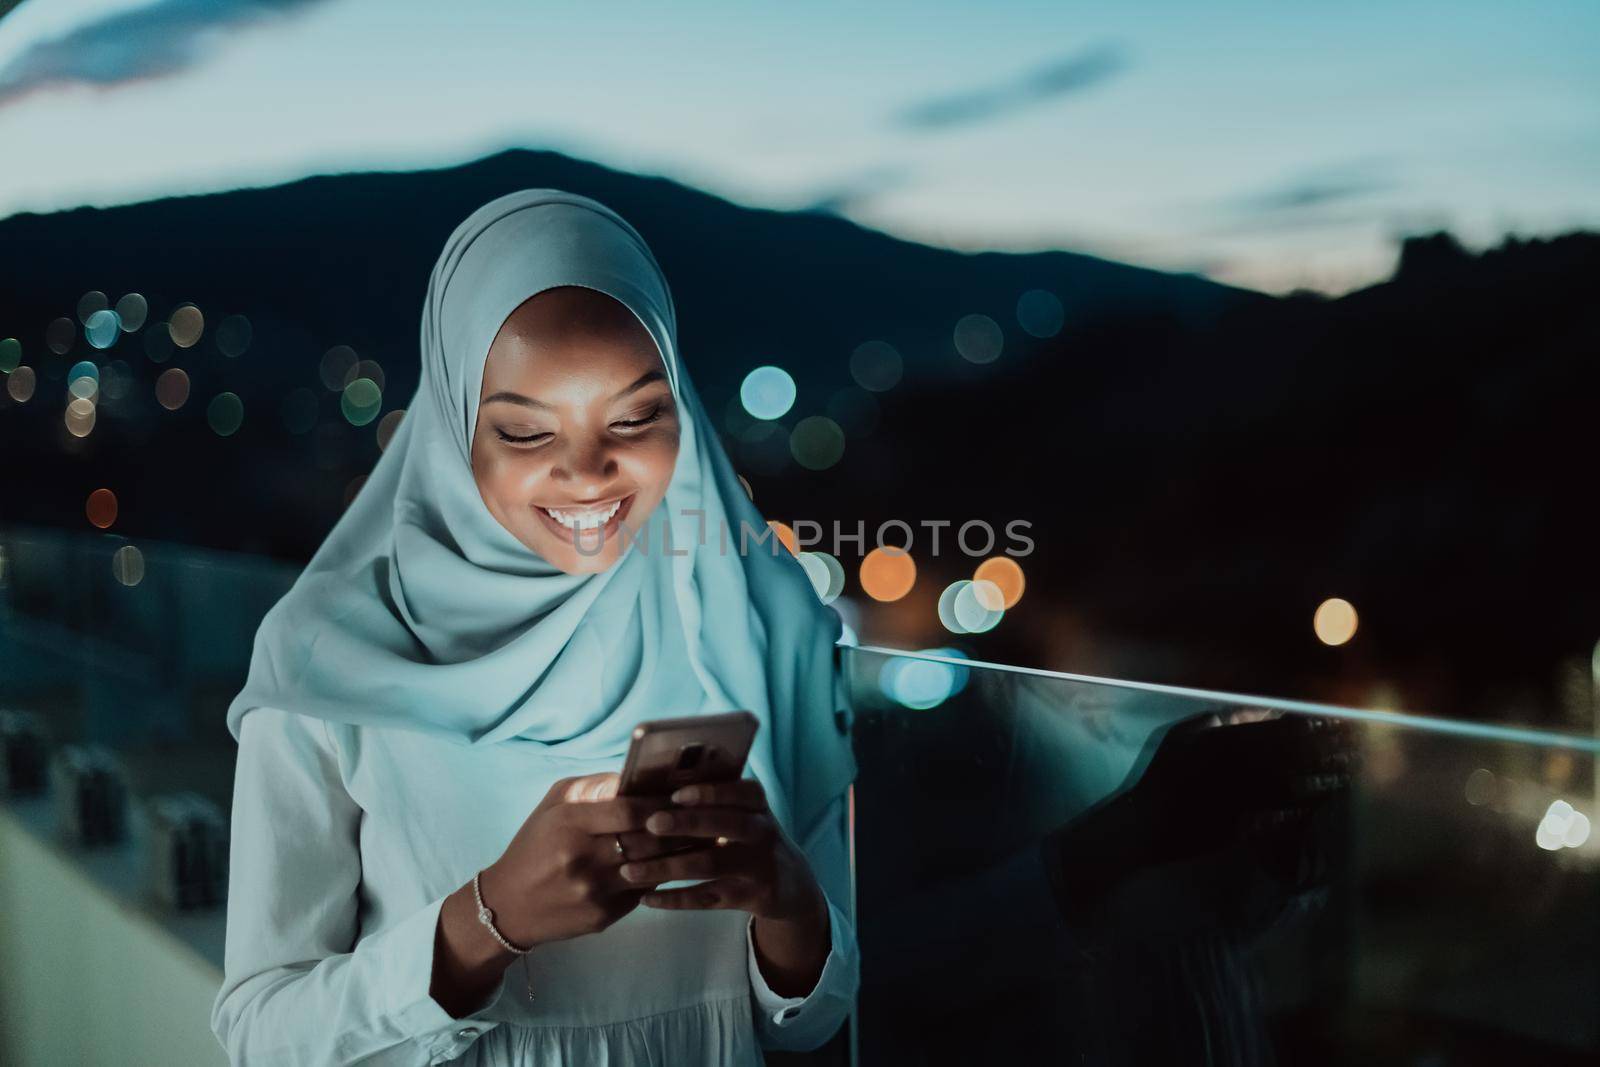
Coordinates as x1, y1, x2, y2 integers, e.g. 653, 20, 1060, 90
1, 147, 1594, 725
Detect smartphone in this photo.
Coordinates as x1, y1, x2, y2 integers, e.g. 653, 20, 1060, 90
618, 711, 759, 797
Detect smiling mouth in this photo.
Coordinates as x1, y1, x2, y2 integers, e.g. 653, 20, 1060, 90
533, 492, 635, 542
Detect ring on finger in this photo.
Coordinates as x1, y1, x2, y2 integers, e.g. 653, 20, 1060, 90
613, 833, 629, 861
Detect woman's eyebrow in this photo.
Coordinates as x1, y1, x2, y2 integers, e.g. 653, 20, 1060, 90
484, 369, 667, 410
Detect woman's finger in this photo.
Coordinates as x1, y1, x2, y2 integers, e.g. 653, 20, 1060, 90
568, 794, 670, 834
670, 778, 766, 811
641, 878, 753, 911
562, 772, 621, 802
646, 808, 770, 843
613, 829, 699, 862
619, 843, 746, 886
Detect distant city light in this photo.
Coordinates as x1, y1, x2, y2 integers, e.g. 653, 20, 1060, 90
343, 358, 385, 392
77, 290, 108, 325
953, 313, 1003, 364
215, 314, 253, 358
320, 345, 358, 391
1464, 768, 1495, 806
46, 317, 75, 354
797, 550, 845, 604
65, 397, 96, 437
0, 338, 19, 373
341, 378, 382, 426
859, 546, 916, 602
740, 365, 796, 420
115, 293, 148, 332
112, 544, 145, 586
208, 391, 244, 436
849, 340, 903, 392
1016, 289, 1065, 338
878, 650, 970, 710
85, 309, 121, 349
168, 304, 204, 348
376, 408, 405, 451
156, 367, 190, 410
790, 415, 845, 470
7, 366, 36, 402
940, 578, 1004, 634
973, 556, 1025, 608
85, 488, 117, 528
67, 360, 100, 400
1314, 597, 1359, 646
1535, 799, 1592, 851
766, 520, 798, 557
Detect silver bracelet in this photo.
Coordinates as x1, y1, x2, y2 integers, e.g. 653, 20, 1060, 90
472, 869, 533, 955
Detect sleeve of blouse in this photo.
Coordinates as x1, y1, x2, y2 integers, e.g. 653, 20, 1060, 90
209, 706, 510, 1066
746, 791, 860, 1052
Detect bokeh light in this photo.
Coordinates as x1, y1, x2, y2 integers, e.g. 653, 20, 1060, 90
1314, 597, 1359, 646
68, 360, 100, 400
46, 317, 75, 355
76, 290, 108, 325
1016, 289, 1065, 338
859, 546, 916, 602
115, 293, 149, 332
344, 359, 386, 392
168, 304, 204, 348
740, 365, 796, 420
101, 360, 133, 402
790, 415, 845, 470
767, 520, 798, 557
320, 345, 358, 391
85, 309, 121, 349
0, 338, 19, 373
341, 378, 383, 426
143, 323, 174, 363
208, 391, 244, 436
973, 556, 1026, 608
953, 313, 1003, 364
65, 397, 96, 437
797, 550, 845, 604
112, 544, 145, 586
376, 408, 405, 451
7, 366, 36, 402
281, 387, 318, 434
85, 488, 117, 528
156, 368, 190, 411
1535, 799, 1592, 851
215, 314, 253, 358
878, 652, 968, 710
849, 340, 903, 392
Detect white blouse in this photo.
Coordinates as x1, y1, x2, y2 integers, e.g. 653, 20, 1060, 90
209, 705, 858, 1065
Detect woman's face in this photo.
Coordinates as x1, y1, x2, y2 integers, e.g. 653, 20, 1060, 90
471, 286, 680, 574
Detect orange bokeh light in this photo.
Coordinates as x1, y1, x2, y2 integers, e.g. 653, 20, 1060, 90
860, 546, 916, 602
768, 520, 798, 557
86, 488, 118, 529
973, 556, 1025, 608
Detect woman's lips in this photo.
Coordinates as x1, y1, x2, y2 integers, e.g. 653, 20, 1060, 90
532, 492, 636, 545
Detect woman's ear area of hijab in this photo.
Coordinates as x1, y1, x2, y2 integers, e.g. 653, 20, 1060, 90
470, 285, 681, 575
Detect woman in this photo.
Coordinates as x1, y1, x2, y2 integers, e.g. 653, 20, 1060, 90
210, 189, 858, 1065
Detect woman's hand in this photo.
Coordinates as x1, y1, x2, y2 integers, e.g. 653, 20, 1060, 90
478, 772, 677, 948
621, 777, 832, 997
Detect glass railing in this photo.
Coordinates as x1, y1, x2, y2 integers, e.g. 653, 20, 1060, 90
3, 522, 1597, 1063
840, 646, 1599, 1065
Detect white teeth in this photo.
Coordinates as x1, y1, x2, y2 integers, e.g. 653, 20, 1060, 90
542, 499, 622, 531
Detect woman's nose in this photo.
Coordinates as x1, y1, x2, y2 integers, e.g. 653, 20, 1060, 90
550, 436, 619, 493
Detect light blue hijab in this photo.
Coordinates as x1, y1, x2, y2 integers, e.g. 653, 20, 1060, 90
225, 189, 854, 837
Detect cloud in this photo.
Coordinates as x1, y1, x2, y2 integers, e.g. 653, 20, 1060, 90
892, 43, 1128, 132
0, 0, 326, 110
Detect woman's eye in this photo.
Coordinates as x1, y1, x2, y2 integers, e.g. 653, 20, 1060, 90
495, 428, 550, 445
612, 405, 664, 432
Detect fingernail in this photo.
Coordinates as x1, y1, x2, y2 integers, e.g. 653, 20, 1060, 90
671, 786, 698, 804
647, 812, 674, 833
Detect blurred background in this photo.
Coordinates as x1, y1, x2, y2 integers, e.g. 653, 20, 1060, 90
4, 0, 1597, 732
2, 2, 1599, 1064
